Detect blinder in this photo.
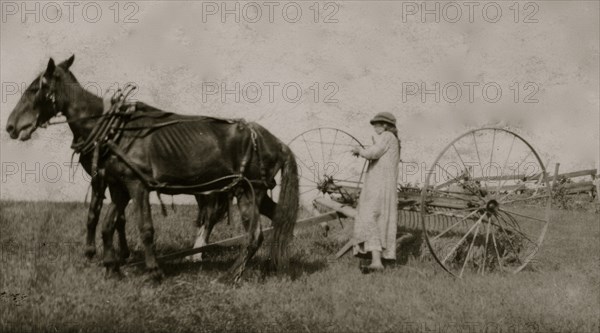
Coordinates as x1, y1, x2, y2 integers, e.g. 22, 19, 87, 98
33, 73, 61, 128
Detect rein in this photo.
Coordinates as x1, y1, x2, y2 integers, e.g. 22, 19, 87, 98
45, 113, 109, 126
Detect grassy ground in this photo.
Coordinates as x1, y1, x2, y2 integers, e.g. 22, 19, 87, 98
1, 200, 598, 333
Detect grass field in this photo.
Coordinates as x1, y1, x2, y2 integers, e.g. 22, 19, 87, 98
1, 200, 598, 333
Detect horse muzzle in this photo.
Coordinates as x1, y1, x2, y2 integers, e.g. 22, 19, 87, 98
6, 123, 17, 139
17, 124, 36, 141
6, 123, 36, 141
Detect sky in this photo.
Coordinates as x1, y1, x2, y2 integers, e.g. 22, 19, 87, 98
0, 0, 598, 202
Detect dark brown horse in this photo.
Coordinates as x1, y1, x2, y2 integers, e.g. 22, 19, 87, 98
6, 62, 220, 264
6, 55, 299, 282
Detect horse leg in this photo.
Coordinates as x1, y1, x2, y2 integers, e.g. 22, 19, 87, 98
218, 189, 263, 284
191, 195, 211, 262
113, 186, 131, 261
190, 220, 210, 262
128, 181, 162, 281
102, 183, 131, 276
191, 194, 229, 262
259, 194, 276, 220
84, 178, 107, 259
191, 219, 220, 262
101, 203, 120, 277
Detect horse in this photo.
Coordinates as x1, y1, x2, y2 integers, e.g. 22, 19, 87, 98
5, 55, 299, 282
6, 56, 225, 265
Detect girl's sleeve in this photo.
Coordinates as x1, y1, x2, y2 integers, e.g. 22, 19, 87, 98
359, 133, 390, 160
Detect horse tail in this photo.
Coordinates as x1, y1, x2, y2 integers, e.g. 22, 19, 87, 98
270, 144, 299, 271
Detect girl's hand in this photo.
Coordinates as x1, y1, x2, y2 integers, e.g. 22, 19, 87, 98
351, 146, 361, 157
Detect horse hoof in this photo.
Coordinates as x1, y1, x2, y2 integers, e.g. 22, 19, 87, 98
84, 246, 96, 260
118, 249, 131, 261
104, 265, 122, 280
215, 273, 241, 286
148, 268, 164, 282
189, 254, 203, 262
263, 259, 277, 274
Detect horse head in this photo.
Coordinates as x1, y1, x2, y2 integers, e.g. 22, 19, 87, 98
6, 55, 76, 141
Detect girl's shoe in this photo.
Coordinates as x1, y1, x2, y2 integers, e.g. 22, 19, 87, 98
360, 264, 384, 274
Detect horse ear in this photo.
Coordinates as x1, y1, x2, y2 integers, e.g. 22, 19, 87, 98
45, 58, 56, 77
60, 54, 75, 69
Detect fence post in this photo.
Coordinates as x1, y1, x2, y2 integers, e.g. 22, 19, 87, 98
551, 163, 560, 190
595, 170, 600, 203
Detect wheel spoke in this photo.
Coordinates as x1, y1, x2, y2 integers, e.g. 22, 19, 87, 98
293, 152, 314, 175
490, 229, 504, 270
472, 132, 489, 193
502, 194, 550, 205
495, 213, 539, 246
499, 182, 528, 202
484, 218, 493, 274
497, 149, 535, 198
301, 134, 320, 182
333, 138, 352, 179
441, 214, 484, 265
297, 139, 355, 147
436, 165, 461, 187
517, 150, 534, 173
432, 209, 480, 240
459, 221, 481, 278
488, 129, 496, 170
318, 128, 326, 174
491, 215, 522, 264
452, 144, 469, 177
434, 164, 480, 197
299, 173, 317, 184
300, 188, 318, 196
499, 208, 547, 223
327, 129, 339, 163
497, 210, 521, 231
430, 188, 482, 203
496, 135, 517, 194
336, 171, 362, 183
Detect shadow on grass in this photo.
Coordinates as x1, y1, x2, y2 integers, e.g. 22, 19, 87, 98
396, 227, 425, 265
124, 245, 328, 283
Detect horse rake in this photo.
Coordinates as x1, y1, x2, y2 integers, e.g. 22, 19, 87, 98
279, 127, 552, 278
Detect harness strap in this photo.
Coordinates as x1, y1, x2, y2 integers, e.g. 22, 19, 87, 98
251, 126, 269, 187
91, 144, 99, 181
239, 122, 269, 188
105, 141, 255, 196
156, 193, 168, 217
105, 141, 155, 188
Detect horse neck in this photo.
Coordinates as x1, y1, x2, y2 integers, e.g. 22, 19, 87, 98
60, 82, 104, 143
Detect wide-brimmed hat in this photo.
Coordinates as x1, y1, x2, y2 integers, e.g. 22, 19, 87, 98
369, 112, 396, 127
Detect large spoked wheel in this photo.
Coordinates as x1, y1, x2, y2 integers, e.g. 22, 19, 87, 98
278, 128, 367, 216
420, 128, 551, 277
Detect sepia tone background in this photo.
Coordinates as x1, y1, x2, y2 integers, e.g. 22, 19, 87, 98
1, 0, 598, 201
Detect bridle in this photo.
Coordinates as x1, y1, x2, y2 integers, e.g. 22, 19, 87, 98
32, 72, 110, 128
34, 72, 61, 128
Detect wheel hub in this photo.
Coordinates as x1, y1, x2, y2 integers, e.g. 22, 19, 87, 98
485, 199, 499, 215
317, 175, 335, 194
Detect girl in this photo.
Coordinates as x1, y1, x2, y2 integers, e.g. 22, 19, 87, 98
350, 112, 401, 272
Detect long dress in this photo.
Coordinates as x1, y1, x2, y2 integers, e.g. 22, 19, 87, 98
352, 131, 401, 260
